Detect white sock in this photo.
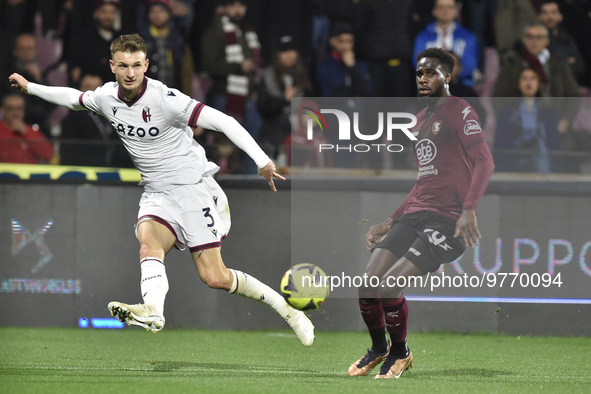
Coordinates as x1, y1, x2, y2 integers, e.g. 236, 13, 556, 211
140, 257, 169, 315
228, 269, 289, 315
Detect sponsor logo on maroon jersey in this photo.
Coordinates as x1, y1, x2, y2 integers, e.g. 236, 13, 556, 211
416, 139, 437, 165
464, 120, 482, 135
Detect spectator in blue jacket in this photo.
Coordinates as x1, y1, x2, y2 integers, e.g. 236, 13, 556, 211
316, 22, 371, 97
413, 0, 480, 86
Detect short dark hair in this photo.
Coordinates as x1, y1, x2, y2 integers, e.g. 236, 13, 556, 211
329, 21, 353, 38
219, 0, 245, 5
2, 93, 25, 108
416, 47, 455, 74
539, 0, 560, 8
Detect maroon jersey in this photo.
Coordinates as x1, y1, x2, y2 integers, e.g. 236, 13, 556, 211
391, 96, 494, 221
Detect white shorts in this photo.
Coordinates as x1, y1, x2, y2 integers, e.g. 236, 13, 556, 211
135, 176, 231, 252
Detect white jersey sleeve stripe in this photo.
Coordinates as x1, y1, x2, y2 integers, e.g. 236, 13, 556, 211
78, 93, 86, 109
189, 102, 205, 128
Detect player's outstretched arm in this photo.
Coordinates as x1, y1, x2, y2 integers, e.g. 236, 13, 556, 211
258, 160, 286, 192
196, 106, 284, 191
9, 73, 84, 110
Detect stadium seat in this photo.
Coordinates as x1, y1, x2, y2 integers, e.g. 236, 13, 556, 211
34, 13, 63, 73
46, 63, 68, 87
572, 96, 591, 133
480, 47, 500, 98
192, 73, 213, 104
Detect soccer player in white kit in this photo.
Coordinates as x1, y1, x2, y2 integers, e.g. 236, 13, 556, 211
9, 33, 314, 346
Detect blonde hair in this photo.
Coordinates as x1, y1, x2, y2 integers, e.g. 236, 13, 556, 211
110, 34, 147, 58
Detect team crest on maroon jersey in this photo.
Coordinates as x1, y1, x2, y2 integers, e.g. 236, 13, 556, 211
142, 106, 152, 123
432, 121, 442, 135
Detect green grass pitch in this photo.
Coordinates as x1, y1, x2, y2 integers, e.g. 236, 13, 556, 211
1, 327, 589, 393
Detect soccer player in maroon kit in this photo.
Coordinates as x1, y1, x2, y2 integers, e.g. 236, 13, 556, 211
347, 48, 495, 379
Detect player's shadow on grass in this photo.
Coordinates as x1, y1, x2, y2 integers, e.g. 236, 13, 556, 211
412, 368, 514, 378
151, 361, 323, 376
151, 361, 242, 373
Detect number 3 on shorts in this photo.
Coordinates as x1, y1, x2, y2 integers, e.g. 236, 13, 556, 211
202, 207, 215, 227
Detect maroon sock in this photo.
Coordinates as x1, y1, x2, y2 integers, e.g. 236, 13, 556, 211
359, 298, 388, 353
382, 296, 409, 358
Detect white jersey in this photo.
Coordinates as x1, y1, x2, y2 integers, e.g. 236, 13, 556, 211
79, 77, 216, 192
27, 77, 270, 191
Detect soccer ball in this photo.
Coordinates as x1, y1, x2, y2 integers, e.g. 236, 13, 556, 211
280, 263, 329, 311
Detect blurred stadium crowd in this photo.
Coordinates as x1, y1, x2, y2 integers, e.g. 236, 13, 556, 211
1, 0, 590, 174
